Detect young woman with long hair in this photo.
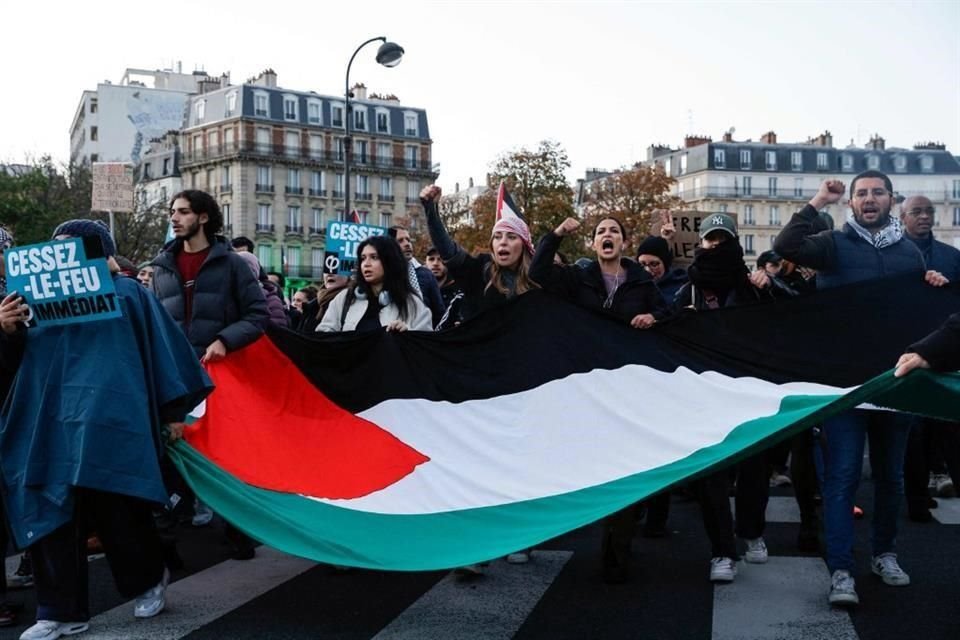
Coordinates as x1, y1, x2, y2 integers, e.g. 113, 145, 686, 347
420, 185, 537, 324
317, 235, 432, 333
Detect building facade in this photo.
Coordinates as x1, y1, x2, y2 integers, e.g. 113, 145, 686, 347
178, 71, 437, 281
69, 67, 226, 167
136, 132, 183, 214
641, 131, 960, 257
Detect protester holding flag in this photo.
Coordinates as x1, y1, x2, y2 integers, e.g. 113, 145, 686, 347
774, 171, 949, 607
0, 220, 212, 640
420, 183, 538, 322
896, 311, 960, 375
529, 214, 671, 581
318, 235, 431, 333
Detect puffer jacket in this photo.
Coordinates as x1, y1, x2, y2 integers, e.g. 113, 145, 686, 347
151, 237, 268, 357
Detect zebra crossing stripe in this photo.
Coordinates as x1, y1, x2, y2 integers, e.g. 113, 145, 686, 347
372, 551, 573, 639
931, 497, 960, 524
76, 546, 316, 640
712, 557, 857, 640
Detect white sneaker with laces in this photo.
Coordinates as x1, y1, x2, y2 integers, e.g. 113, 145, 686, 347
871, 553, 910, 586
744, 537, 768, 564
709, 557, 737, 583
134, 567, 170, 618
933, 473, 955, 498
19, 620, 89, 640
829, 570, 859, 606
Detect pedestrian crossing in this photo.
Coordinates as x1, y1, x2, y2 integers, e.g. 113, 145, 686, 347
3, 494, 958, 640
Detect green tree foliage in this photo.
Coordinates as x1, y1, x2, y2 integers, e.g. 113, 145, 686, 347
0, 159, 168, 262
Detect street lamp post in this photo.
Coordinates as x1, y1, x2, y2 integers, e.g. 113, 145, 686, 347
344, 37, 404, 221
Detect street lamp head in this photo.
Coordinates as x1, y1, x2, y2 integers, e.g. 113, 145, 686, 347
376, 41, 405, 68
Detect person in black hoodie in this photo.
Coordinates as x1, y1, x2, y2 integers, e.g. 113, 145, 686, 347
530, 215, 669, 583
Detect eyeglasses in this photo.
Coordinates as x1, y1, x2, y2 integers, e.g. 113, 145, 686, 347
905, 207, 935, 217
853, 188, 890, 199
639, 260, 663, 268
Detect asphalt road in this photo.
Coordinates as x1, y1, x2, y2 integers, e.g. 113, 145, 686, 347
2, 484, 958, 640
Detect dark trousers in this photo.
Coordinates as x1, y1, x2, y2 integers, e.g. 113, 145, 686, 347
790, 429, 821, 524
905, 418, 960, 508
697, 453, 768, 558
0, 500, 9, 603
30, 489, 165, 622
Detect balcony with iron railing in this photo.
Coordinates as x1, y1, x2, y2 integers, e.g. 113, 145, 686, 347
181, 142, 435, 173
308, 188, 327, 197
219, 184, 232, 194
308, 227, 325, 236
332, 190, 345, 199
285, 186, 304, 195
684, 186, 960, 203
378, 194, 394, 202
285, 225, 303, 235
355, 192, 373, 202
255, 183, 275, 193
255, 223, 274, 233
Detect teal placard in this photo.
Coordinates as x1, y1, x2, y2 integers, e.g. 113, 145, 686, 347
4, 238, 122, 327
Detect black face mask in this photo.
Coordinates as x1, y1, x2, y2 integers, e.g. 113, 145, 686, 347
687, 239, 749, 291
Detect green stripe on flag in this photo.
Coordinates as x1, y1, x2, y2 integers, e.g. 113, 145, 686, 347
168, 369, 960, 571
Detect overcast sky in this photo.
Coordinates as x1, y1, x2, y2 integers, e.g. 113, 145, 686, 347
2, 0, 958, 189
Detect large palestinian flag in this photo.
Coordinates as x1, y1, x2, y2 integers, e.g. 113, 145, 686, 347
169, 272, 960, 570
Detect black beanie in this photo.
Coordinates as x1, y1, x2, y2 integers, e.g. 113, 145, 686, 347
636, 235, 672, 270
52, 219, 116, 257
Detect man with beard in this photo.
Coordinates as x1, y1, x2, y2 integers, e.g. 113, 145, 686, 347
151, 189, 268, 560
425, 247, 463, 328
774, 172, 948, 608
387, 226, 445, 327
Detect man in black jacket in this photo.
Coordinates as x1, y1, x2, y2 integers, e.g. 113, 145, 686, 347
151, 190, 268, 362
388, 226, 445, 327
151, 190, 268, 559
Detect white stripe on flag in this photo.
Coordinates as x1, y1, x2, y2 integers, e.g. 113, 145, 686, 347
373, 552, 572, 640
712, 557, 857, 640
77, 547, 316, 640
319, 366, 846, 515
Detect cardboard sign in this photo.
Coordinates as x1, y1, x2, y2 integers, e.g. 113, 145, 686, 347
661, 211, 739, 268
323, 221, 386, 276
4, 238, 122, 328
91, 162, 134, 212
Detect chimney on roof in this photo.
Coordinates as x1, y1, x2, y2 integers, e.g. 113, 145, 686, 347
351, 83, 367, 100
469, 177, 474, 188
866, 134, 885, 151
455, 182, 460, 192
913, 141, 946, 151
684, 135, 711, 148
722, 131, 734, 142
809, 130, 833, 147
254, 69, 277, 88
760, 131, 777, 145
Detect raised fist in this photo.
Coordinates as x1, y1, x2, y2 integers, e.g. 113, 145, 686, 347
554, 217, 581, 237
419, 184, 442, 203
810, 180, 845, 209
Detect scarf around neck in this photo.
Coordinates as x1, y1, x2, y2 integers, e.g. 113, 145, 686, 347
847, 215, 903, 249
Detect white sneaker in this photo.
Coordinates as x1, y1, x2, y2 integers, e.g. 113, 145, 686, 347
933, 473, 955, 498
871, 553, 910, 586
744, 537, 768, 564
829, 570, 859, 606
505, 549, 531, 564
709, 557, 737, 583
133, 567, 170, 618
192, 501, 214, 527
19, 620, 89, 640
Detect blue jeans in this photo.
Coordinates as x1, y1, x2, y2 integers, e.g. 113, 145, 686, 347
821, 409, 910, 574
